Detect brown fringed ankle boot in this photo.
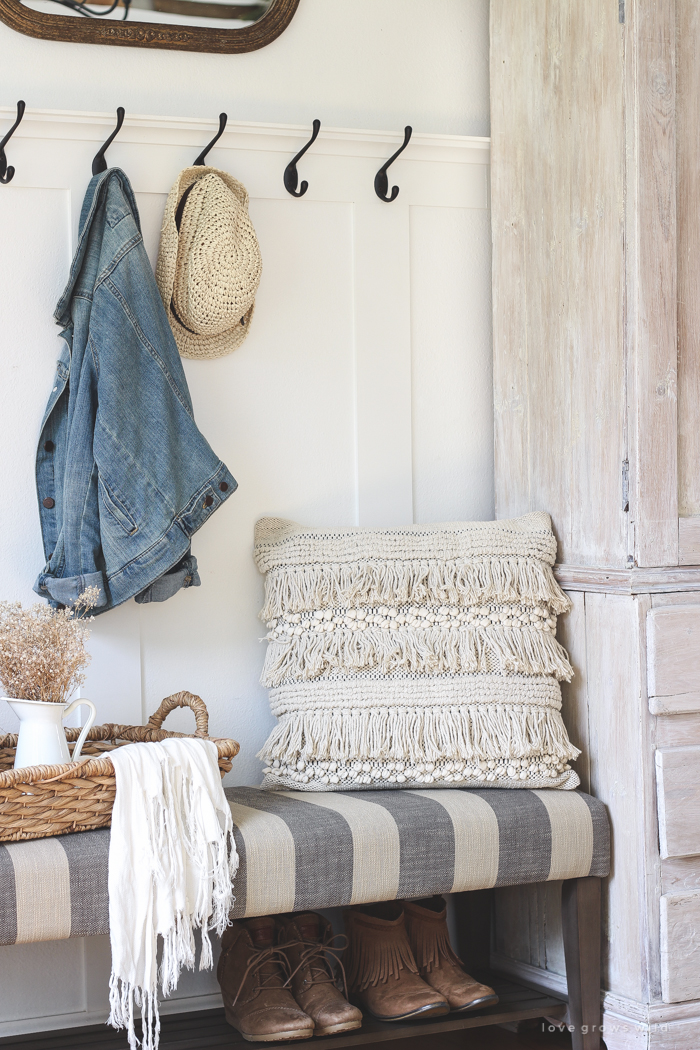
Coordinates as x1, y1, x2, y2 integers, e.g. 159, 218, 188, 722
403, 896, 499, 1012
344, 902, 449, 1021
276, 912, 363, 1037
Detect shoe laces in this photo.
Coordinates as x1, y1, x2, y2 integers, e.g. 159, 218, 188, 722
228, 943, 294, 1008
282, 932, 350, 999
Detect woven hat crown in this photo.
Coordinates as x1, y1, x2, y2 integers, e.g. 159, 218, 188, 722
172, 174, 261, 336
156, 166, 262, 360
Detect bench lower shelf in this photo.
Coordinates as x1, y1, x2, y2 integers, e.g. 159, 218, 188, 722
1, 976, 567, 1050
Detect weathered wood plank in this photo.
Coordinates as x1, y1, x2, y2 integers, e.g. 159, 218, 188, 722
655, 747, 700, 859
660, 891, 700, 1002
585, 592, 654, 1002
676, 4, 700, 518
626, 0, 678, 566
490, 0, 627, 566
647, 605, 700, 714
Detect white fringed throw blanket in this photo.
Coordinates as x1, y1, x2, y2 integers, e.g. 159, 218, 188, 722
108, 738, 238, 1050
254, 512, 581, 792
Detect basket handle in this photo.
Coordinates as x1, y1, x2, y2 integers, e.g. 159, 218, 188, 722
147, 691, 209, 738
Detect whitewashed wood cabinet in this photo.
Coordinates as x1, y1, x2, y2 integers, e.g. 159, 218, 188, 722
491, 2, 700, 1047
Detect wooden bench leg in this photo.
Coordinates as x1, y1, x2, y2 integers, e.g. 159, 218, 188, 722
562, 876, 602, 1050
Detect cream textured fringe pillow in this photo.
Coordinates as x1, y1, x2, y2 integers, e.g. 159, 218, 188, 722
254, 513, 580, 792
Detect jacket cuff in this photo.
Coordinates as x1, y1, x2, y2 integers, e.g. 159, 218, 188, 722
33, 570, 108, 609
134, 553, 200, 605
176, 462, 237, 537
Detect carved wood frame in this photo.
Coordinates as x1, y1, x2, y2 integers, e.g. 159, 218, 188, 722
0, 0, 299, 52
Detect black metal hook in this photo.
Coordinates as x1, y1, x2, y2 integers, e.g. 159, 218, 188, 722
194, 113, 227, 166
92, 107, 125, 176
283, 119, 321, 197
0, 101, 26, 185
374, 125, 412, 203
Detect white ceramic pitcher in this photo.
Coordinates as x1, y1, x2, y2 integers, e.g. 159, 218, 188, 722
5, 697, 97, 769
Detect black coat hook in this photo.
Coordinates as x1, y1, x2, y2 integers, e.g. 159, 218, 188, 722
374, 125, 412, 202
194, 113, 227, 166
284, 119, 321, 197
0, 101, 26, 185
92, 107, 125, 176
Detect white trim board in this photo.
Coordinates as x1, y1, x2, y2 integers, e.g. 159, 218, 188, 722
0, 107, 490, 165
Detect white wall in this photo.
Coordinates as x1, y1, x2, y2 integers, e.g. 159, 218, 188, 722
0, 0, 489, 136
0, 1, 491, 1035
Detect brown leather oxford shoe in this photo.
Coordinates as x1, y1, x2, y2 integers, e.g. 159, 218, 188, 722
276, 911, 363, 1036
217, 917, 314, 1042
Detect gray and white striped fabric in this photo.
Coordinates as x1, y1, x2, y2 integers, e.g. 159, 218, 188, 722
0, 787, 609, 946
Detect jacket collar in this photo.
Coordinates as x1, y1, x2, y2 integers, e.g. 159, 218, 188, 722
54, 167, 141, 328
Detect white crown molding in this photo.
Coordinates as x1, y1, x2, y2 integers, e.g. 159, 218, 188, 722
0, 107, 490, 165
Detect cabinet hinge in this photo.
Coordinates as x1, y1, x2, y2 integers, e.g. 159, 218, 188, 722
619, 0, 625, 23
622, 459, 630, 512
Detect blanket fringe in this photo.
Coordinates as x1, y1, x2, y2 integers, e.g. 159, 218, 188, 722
260, 557, 572, 621
258, 703, 581, 766
261, 625, 573, 687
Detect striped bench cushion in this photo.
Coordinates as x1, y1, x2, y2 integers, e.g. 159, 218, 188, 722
0, 787, 609, 947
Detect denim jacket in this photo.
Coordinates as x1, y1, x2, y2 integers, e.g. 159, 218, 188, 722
34, 169, 237, 614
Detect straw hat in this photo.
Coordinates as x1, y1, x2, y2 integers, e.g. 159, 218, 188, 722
156, 166, 262, 360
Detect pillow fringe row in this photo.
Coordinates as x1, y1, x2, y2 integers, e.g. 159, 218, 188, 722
257, 703, 581, 766
261, 624, 574, 687
260, 557, 571, 622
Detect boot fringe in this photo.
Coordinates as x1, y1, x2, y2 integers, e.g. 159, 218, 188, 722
346, 921, 418, 992
260, 557, 572, 622
408, 921, 462, 974
261, 624, 573, 687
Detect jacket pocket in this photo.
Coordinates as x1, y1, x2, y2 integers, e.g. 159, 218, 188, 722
98, 476, 138, 536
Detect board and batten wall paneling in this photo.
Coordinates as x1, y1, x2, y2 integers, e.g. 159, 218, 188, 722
0, 108, 492, 1037
490, 0, 627, 568
676, 1, 700, 519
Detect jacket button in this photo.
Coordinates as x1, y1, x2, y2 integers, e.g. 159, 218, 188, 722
204, 495, 214, 508
42, 497, 55, 509
44, 440, 55, 452
219, 482, 229, 492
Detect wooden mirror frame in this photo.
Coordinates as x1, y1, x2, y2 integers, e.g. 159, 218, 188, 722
0, 0, 299, 52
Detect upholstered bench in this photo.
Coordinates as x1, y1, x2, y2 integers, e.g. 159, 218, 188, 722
0, 787, 609, 1050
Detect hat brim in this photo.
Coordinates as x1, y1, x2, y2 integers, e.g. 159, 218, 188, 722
168, 301, 256, 360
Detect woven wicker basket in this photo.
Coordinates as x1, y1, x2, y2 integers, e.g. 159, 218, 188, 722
0, 691, 239, 843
